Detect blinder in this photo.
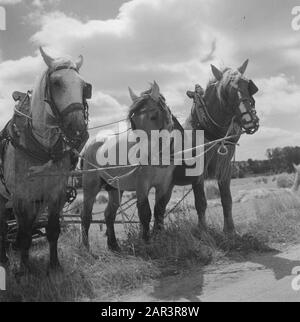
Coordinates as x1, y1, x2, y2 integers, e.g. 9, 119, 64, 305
248, 80, 258, 96
83, 83, 92, 100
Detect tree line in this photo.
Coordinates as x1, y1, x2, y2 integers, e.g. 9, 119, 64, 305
232, 146, 300, 178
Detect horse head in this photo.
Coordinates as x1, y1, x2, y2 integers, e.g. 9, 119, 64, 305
209, 60, 259, 134
39, 47, 92, 148
127, 81, 173, 133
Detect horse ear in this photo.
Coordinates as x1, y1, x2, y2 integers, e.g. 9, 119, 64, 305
128, 87, 138, 102
238, 59, 249, 75
211, 64, 223, 81
75, 55, 83, 70
151, 81, 160, 101
39, 47, 54, 68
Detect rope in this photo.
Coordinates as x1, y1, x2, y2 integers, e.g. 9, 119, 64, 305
14, 108, 32, 120
165, 188, 193, 217
88, 118, 128, 131
29, 125, 244, 178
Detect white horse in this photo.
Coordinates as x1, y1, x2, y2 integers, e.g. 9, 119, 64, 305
0, 48, 92, 272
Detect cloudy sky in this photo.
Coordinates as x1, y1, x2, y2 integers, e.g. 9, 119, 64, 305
0, 0, 300, 160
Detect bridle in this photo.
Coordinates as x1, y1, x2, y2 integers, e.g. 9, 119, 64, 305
44, 65, 92, 148
129, 94, 172, 131
235, 79, 259, 134
189, 77, 259, 137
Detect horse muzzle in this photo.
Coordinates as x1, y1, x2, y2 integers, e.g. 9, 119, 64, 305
62, 103, 89, 146
237, 94, 259, 135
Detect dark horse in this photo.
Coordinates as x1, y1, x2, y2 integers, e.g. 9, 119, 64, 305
0, 48, 92, 271
155, 60, 259, 236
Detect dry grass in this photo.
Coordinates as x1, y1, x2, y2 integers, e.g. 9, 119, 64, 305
246, 195, 300, 244
2, 176, 300, 301
2, 227, 158, 302
277, 173, 294, 188
121, 200, 273, 271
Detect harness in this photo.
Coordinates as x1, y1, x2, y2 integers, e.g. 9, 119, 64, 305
187, 79, 259, 142
187, 90, 236, 143
0, 65, 91, 197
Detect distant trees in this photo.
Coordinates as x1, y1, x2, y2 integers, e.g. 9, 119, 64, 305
232, 146, 300, 177
266, 146, 300, 173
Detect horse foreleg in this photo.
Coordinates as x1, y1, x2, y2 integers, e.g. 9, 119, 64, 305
137, 192, 151, 242
218, 179, 235, 235
0, 196, 8, 264
14, 203, 36, 271
47, 198, 65, 271
81, 174, 101, 249
153, 184, 174, 233
193, 178, 208, 231
105, 189, 123, 252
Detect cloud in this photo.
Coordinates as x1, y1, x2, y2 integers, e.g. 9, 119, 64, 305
0, 55, 42, 93
255, 74, 300, 117
88, 90, 128, 129
237, 126, 300, 160
0, 0, 299, 160
29, 0, 220, 91
0, 0, 21, 5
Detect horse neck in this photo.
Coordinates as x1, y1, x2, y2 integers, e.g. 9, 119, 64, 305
30, 79, 60, 149
204, 84, 233, 128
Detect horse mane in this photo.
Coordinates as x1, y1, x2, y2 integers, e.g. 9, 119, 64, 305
206, 67, 240, 107
204, 67, 241, 181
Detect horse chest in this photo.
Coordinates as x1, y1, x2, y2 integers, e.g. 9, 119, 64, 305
3, 145, 70, 202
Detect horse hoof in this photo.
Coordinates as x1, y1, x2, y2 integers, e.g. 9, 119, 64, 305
82, 243, 90, 251
198, 229, 212, 241
47, 262, 63, 276
224, 230, 238, 239
197, 221, 208, 232
0, 255, 9, 266
108, 243, 121, 253
152, 225, 164, 236
15, 264, 31, 280
90, 252, 99, 260
81, 238, 90, 250
12, 241, 20, 251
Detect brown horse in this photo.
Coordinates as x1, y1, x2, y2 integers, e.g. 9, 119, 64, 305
160, 60, 260, 236
81, 82, 178, 251
0, 48, 92, 271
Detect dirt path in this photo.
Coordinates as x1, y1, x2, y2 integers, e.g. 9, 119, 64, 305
116, 244, 300, 302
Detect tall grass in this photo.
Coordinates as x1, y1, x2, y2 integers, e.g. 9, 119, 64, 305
2, 188, 300, 302
2, 227, 158, 302
247, 194, 300, 244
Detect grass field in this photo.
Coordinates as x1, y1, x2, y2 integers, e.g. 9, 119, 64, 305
1, 174, 300, 302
